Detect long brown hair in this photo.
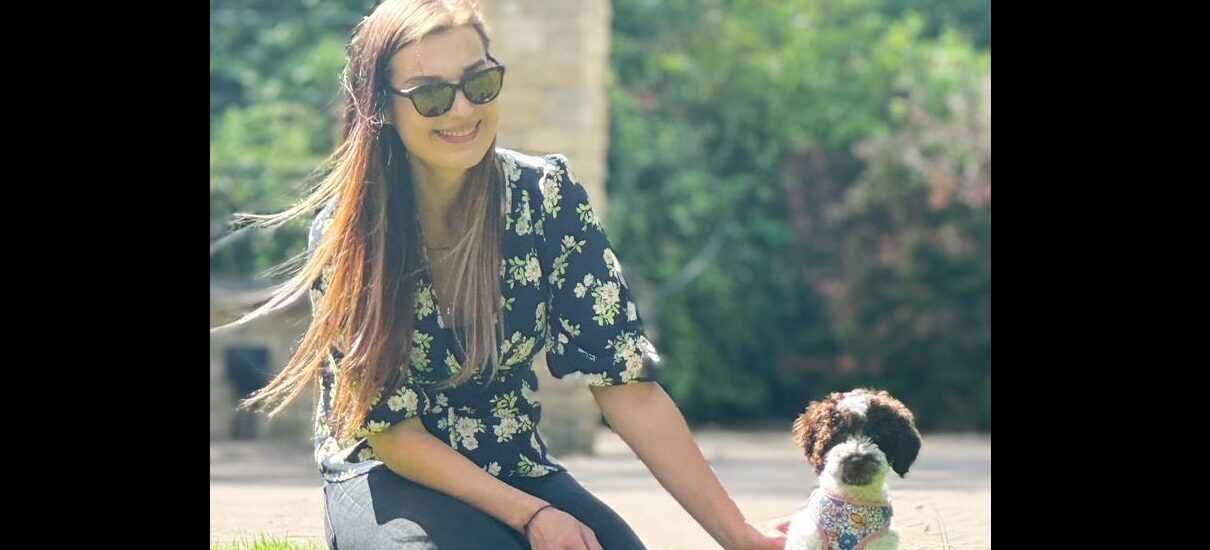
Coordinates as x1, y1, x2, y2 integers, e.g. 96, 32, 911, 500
213, 0, 504, 441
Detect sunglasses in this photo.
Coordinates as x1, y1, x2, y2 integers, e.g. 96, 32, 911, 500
386, 65, 506, 118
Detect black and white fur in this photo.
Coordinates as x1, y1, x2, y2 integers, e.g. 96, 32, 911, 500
785, 389, 921, 550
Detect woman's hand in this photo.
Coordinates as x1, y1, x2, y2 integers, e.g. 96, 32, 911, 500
725, 521, 787, 550
525, 506, 604, 550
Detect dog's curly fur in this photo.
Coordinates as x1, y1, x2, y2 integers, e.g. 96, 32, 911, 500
792, 388, 920, 477
785, 388, 921, 550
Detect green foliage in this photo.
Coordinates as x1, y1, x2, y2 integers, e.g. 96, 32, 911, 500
608, 0, 990, 429
209, 1, 367, 276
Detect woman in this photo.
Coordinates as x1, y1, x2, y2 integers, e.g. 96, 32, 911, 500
228, 1, 786, 548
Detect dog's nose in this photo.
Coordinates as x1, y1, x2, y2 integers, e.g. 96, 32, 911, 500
841, 454, 881, 486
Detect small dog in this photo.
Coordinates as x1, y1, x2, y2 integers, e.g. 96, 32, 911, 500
783, 388, 921, 550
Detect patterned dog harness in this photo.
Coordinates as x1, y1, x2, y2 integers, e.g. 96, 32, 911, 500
803, 488, 893, 550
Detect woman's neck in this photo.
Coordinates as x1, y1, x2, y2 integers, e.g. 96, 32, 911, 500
410, 158, 468, 242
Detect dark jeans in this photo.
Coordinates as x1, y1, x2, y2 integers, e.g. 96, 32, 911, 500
323, 468, 647, 549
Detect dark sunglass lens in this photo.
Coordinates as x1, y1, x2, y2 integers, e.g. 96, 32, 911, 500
412, 85, 456, 116
464, 68, 503, 104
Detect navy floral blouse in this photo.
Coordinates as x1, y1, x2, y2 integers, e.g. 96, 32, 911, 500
307, 149, 661, 483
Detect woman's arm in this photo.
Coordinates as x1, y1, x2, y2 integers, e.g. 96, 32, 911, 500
590, 382, 786, 550
368, 418, 603, 550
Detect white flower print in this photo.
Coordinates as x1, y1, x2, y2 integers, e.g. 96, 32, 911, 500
603, 248, 621, 279
521, 380, 539, 406
494, 416, 521, 442
490, 392, 535, 443
441, 407, 486, 451
535, 301, 547, 334
507, 253, 542, 289
592, 281, 622, 325
542, 174, 562, 218
386, 386, 420, 416
454, 416, 485, 450
574, 273, 596, 298
576, 202, 597, 230
416, 283, 436, 319
549, 236, 586, 289
493, 392, 519, 416
563, 236, 587, 261
524, 255, 542, 286
516, 189, 532, 236
608, 333, 659, 383
561, 317, 582, 337
411, 330, 434, 371
431, 393, 449, 414
502, 155, 522, 184
501, 332, 538, 368
508, 337, 537, 367
517, 455, 551, 478
549, 331, 570, 355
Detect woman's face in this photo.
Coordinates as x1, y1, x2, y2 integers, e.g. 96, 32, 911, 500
387, 26, 500, 177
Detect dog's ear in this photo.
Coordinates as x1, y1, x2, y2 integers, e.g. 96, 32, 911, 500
866, 391, 922, 477
792, 395, 841, 474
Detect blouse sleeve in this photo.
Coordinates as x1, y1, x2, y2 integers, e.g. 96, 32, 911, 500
538, 154, 661, 387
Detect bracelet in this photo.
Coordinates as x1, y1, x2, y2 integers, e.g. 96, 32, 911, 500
523, 503, 555, 537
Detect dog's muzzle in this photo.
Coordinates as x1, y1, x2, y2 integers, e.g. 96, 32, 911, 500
840, 453, 881, 486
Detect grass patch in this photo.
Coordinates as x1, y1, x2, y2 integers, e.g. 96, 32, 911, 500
209, 535, 325, 550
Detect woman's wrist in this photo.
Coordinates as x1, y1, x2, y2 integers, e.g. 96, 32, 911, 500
521, 502, 555, 537
512, 499, 552, 534
717, 519, 759, 549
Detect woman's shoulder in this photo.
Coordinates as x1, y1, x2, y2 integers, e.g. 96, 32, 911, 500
496, 147, 576, 190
